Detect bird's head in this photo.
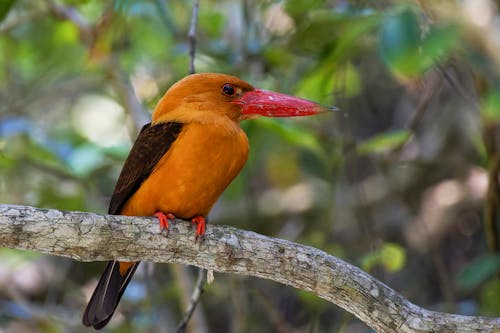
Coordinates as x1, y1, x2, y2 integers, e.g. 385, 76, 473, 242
152, 73, 333, 124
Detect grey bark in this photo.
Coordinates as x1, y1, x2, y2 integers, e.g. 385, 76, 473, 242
0, 204, 498, 333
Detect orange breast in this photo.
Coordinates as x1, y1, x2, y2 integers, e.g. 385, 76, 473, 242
121, 122, 249, 219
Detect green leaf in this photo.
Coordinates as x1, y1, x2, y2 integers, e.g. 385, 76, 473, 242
296, 67, 335, 104
290, 11, 379, 55
357, 130, 410, 154
263, 47, 295, 68
284, 0, 325, 18
361, 243, 406, 273
379, 8, 420, 75
361, 252, 380, 272
482, 88, 500, 121
296, 289, 328, 312
480, 278, 500, 315
379, 243, 406, 273
0, 0, 15, 23
254, 117, 322, 154
379, 8, 457, 77
199, 11, 225, 38
52, 21, 79, 45
419, 25, 458, 70
457, 254, 500, 290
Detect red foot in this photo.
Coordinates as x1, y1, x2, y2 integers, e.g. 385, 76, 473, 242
191, 216, 206, 241
154, 211, 176, 235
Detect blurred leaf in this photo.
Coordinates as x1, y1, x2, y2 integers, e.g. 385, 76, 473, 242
479, 278, 500, 316
357, 130, 410, 154
296, 66, 336, 104
380, 8, 457, 78
103, 144, 132, 159
37, 181, 86, 211
379, 8, 420, 73
284, 0, 325, 18
361, 242, 406, 273
457, 254, 500, 290
482, 88, 500, 122
379, 243, 406, 272
290, 11, 379, 55
296, 289, 328, 313
52, 21, 79, 45
3, 134, 71, 175
265, 149, 300, 187
254, 117, 322, 154
114, 0, 131, 12
264, 47, 295, 68
299, 61, 362, 102
67, 143, 107, 177
418, 25, 457, 70
361, 252, 378, 272
302, 230, 345, 258
0, 154, 17, 170
336, 62, 361, 98
0, 0, 15, 22
0, 248, 41, 267
199, 11, 225, 38
222, 171, 245, 200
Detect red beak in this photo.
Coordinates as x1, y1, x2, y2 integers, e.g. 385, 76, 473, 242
234, 89, 336, 117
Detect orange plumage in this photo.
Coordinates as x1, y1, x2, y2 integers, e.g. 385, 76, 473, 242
82, 73, 330, 329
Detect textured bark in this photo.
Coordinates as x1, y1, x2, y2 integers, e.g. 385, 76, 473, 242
0, 204, 498, 332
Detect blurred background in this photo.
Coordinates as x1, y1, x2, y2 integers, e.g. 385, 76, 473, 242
1, 0, 500, 332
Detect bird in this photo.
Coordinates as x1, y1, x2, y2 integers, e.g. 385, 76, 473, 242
82, 73, 331, 329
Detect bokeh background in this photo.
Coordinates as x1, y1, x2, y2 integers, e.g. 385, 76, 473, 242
1, 0, 500, 332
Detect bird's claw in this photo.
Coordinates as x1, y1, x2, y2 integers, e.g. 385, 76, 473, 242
191, 216, 206, 243
154, 211, 176, 236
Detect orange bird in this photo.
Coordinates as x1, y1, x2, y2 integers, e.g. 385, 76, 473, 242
82, 73, 330, 329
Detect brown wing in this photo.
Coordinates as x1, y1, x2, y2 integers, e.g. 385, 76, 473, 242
108, 122, 183, 215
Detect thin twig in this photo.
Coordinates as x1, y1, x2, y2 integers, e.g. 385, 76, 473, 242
176, 2, 206, 331
438, 64, 480, 110
176, 268, 206, 333
106, 56, 150, 131
389, 71, 443, 158
188, 0, 200, 75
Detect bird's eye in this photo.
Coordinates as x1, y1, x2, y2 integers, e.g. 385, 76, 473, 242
222, 84, 236, 96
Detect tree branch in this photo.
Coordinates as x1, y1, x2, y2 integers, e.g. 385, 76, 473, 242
188, 0, 200, 75
176, 267, 206, 333
0, 204, 498, 332
181, 2, 206, 330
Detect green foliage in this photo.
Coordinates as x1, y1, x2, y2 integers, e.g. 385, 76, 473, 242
482, 88, 500, 122
0, 0, 15, 22
380, 7, 458, 78
199, 10, 225, 38
0, 249, 41, 267
457, 254, 500, 290
480, 278, 500, 315
297, 62, 361, 103
0, 0, 499, 331
361, 242, 406, 273
357, 130, 410, 154
284, 0, 325, 18
253, 117, 323, 154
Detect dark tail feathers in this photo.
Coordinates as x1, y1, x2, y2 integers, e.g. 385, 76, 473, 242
82, 260, 139, 330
